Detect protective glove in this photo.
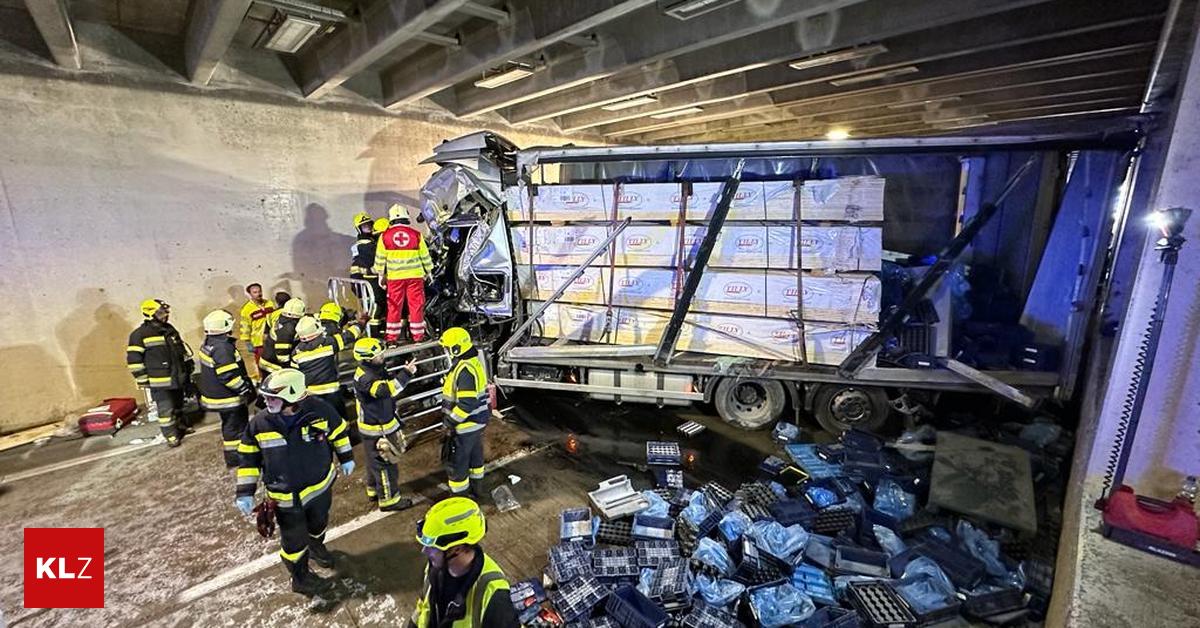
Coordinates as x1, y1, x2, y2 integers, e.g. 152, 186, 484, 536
235, 496, 254, 515
340, 460, 356, 477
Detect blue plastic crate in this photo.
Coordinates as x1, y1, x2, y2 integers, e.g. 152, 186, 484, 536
631, 513, 675, 541
562, 507, 596, 544
769, 498, 818, 528
681, 599, 738, 628
510, 578, 547, 624
845, 581, 918, 628
888, 537, 985, 589
647, 558, 692, 611
550, 575, 609, 623
593, 547, 640, 580
799, 606, 863, 628
550, 542, 594, 584
893, 576, 960, 625
605, 585, 668, 628
834, 546, 890, 577
790, 564, 836, 606
646, 441, 682, 466
785, 444, 844, 479
840, 428, 883, 452
635, 540, 681, 568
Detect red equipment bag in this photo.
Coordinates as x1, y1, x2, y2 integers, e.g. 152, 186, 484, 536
77, 397, 138, 436
1102, 485, 1200, 549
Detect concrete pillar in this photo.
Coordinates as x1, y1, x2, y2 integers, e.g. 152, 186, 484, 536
1085, 10, 1200, 497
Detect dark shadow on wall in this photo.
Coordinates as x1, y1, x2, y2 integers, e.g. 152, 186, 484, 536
290, 203, 355, 305
0, 344, 73, 432
190, 275, 250, 337
53, 289, 136, 406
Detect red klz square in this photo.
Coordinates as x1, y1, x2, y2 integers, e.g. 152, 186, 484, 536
23, 528, 105, 608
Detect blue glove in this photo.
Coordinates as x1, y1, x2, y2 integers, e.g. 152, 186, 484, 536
340, 461, 356, 477
235, 496, 254, 515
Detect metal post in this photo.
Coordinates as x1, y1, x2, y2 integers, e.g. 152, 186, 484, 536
653, 160, 746, 365
838, 155, 1038, 378
498, 217, 633, 356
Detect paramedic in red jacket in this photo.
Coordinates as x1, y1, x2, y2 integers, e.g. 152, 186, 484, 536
374, 204, 433, 344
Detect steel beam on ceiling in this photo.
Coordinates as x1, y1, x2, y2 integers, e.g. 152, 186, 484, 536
413, 31, 460, 47
505, 0, 1056, 125
23, 0, 81, 69
637, 60, 1150, 142
559, 0, 1165, 133
381, 0, 656, 109
594, 27, 1159, 139
296, 0, 470, 99
458, 1, 509, 22
441, 0, 871, 118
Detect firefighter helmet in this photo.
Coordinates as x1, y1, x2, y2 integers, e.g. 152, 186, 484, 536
281, 297, 306, 318
353, 337, 385, 362
373, 217, 390, 234
416, 497, 486, 550
140, 298, 168, 319
259, 368, 308, 404
318, 302, 343, 323
353, 211, 372, 229
388, 203, 411, 224
203, 309, 235, 335
439, 327, 473, 357
295, 316, 322, 342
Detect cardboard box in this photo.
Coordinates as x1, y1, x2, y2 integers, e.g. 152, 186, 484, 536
803, 322, 874, 365
504, 185, 529, 222
519, 265, 611, 304
763, 272, 881, 323
689, 181, 767, 221
611, 267, 679, 310
617, 225, 685, 266
530, 301, 614, 343
529, 184, 612, 221
679, 313, 801, 361
763, 181, 798, 221
767, 225, 882, 271
512, 224, 611, 266
799, 176, 886, 221
615, 183, 685, 221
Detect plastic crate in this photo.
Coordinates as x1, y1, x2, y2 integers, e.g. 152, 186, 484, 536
606, 585, 668, 628
681, 599, 738, 628
732, 538, 788, 585
790, 564, 836, 606
510, 578, 547, 624
803, 535, 837, 570
647, 558, 692, 611
736, 482, 781, 508
635, 540, 681, 568
816, 443, 846, 463
597, 520, 635, 547
845, 581, 918, 628
593, 547, 640, 580
888, 537, 985, 589
646, 441, 682, 466
770, 498, 818, 528
549, 542, 594, 584
759, 455, 789, 477
695, 509, 723, 538
549, 575, 609, 623
700, 482, 735, 509
841, 428, 883, 452
632, 513, 676, 541
651, 466, 684, 490
812, 508, 858, 536
589, 617, 620, 628
675, 518, 700, 557
894, 576, 960, 625
896, 510, 945, 537
562, 507, 596, 545
785, 444, 845, 479
834, 545, 890, 577
963, 587, 1026, 620
739, 502, 773, 522
799, 606, 863, 628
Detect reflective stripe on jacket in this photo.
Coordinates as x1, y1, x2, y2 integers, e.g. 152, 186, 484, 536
291, 324, 361, 395
441, 349, 489, 435
412, 553, 510, 628
374, 224, 433, 280
350, 234, 378, 278
353, 363, 413, 436
127, 320, 190, 389
235, 397, 354, 508
197, 334, 250, 410
260, 315, 300, 372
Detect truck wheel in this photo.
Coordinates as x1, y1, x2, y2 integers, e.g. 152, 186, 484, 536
810, 384, 890, 435
714, 377, 785, 430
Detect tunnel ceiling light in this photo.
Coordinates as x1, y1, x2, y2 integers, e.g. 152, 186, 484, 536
829, 66, 920, 86
661, 0, 742, 21
650, 106, 705, 119
788, 44, 888, 71
887, 95, 962, 109
601, 95, 660, 111
474, 63, 536, 89
825, 128, 851, 141
263, 15, 323, 53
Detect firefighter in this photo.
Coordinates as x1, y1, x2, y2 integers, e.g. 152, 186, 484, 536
351, 337, 417, 511
259, 297, 305, 374
410, 497, 519, 628
374, 204, 433, 344
198, 310, 254, 468
235, 369, 355, 597
290, 314, 362, 420
318, 301, 344, 336
438, 327, 490, 498
127, 299, 193, 448
238, 283, 275, 372
349, 211, 376, 278
369, 217, 391, 336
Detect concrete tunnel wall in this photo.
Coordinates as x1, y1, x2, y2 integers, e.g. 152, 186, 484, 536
0, 72, 578, 434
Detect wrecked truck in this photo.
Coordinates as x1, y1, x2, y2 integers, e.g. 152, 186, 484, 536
336, 130, 1135, 435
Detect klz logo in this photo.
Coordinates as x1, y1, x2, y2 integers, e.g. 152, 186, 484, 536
24, 528, 104, 608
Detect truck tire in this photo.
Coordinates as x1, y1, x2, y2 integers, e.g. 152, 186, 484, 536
810, 383, 890, 435
713, 377, 786, 430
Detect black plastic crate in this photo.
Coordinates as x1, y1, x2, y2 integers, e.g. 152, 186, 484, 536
841, 428, 883, 452
799, 606, 863, 628
562, 507, 596, 545
632, 513, 676, 541
803, 535, 837, 570
606, 585, 668, 628
635, 539, 682, 568
889, 537, 985, 589
597, 520, 635, 547
739, 502, 773, 522
588, 616, 620, 628
648, 558, 692, 611
647, 441, 682, 466
812, 508, 858, 536
675, 518, 700, 558
736, 482, 781, 508
769, 498, 818, 528
894, 576, 960, 625
680, 599, 738, 628
550, 542, 594, 584
962, 587, 1026, 620
834, 545, 890, 577
732, 538, 787, 585
689, 557, 723, 580
701, 482, 734, 510
695, 509, 723, 538
549, 575, 609, 623
896, 510, 945, 538
593, 547, 640, 580
845, 581, 918, 628
652, 466, 685, 491
816, 443, 846, 463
